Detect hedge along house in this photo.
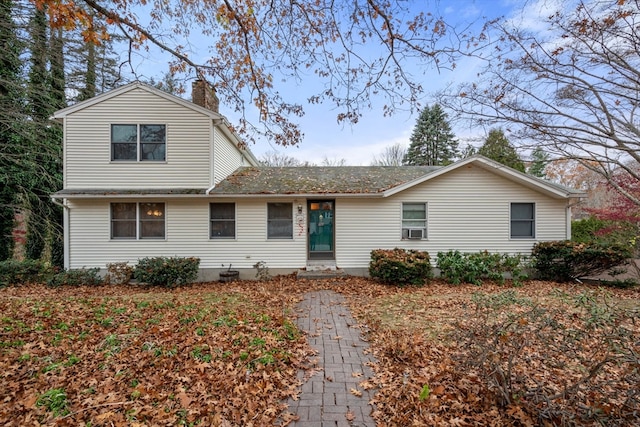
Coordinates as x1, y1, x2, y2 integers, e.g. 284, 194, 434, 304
51, 81, 586, 280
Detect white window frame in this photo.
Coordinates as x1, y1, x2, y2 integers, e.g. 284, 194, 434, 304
510, 202, 536, 239
110, 202, 166, 240
267, 202, 293, 239
210, 202, 236, 239
401, 202, 427, 240
111, 124, 167, 162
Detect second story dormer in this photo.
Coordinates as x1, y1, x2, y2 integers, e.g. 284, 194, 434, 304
51, 81, 258, 190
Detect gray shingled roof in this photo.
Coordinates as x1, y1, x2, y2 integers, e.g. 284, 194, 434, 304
209, 166, 441, 195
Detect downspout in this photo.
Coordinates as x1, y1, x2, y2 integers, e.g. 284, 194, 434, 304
50, 196, 70, 270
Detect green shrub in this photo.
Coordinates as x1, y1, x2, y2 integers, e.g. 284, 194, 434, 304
48, 267, 103, 287
571, 216, 608, 244
133, 256, 200, 287
105, 262, 133, 285
532, 240, 631, 282
369, 248, 432, 286
0, 259, 55, 287
436, 251, 529, 286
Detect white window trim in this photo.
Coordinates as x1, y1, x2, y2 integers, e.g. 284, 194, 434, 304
510, 202, 536, 239
210, 202, 237, 240
110, 202, 167, 240
110, 123, 167, 163
401, 202, 428, 240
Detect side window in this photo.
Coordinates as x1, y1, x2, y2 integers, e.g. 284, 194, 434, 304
111, 124, 166, 161
110, 202, 165, 239
140, 125, 166, 161
402, 203, 427, 239
139, 203, 166, 239
510, 203, 535, 238
111, 125, 137, 161
267, 203, 293, 239
111, 203, 136, 239
210, 203, 236, 239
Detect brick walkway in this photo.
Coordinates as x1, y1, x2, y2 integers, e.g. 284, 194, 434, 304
284, 290, 377, 427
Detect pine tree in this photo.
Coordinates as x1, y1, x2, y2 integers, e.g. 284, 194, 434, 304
65, 13, 123, 102
528, 147, 549, 178
478, 129, 526, 173
22, 3, 64, 263
0, 0, 25, 260
403, 104, 458, 166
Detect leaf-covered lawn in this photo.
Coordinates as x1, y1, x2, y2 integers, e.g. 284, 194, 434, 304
1, 277, 638, 426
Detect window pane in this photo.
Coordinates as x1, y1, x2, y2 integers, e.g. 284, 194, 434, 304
511, 203, 534, 220
112, 203, 136, 219
140, 203, 165, 239
112, 142, 137, 160
211, 203, 235, 219
211, 203, 235, 238
141, 143, 166, 161
112, 221, 136, 239
511, 203, 535, 238
140, 125, 165, 142
268, 203, 292, 238
511, 221, 534, 238
140, 203, 165, 219
111, 124, 137, 142
268, 220, 293, 238
268, 203, 292, 220
211, 221, 235, 238
111, 203, 136, 239
403, 203, 426, 219
140, 221, 165, 238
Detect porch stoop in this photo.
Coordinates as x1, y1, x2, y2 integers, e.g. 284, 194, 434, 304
297, 261, 348, 279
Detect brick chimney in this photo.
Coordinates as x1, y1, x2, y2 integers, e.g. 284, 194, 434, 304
191, 79, 220, 113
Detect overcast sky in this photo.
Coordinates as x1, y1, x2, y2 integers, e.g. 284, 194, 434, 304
129, 0, 561, 165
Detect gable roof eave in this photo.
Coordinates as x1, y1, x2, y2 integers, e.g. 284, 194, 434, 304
50, 81, 224, 122
382, 155, 587, 199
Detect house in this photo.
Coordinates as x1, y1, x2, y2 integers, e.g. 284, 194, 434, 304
51, 81, 585, 280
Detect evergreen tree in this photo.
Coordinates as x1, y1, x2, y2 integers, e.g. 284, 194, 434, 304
23, 3, 64, 263
478, 129, 526, 173
65, 13, 123, 102
403, 104, 458, 166
0, 0, 24, 260
528, 147, 549, 178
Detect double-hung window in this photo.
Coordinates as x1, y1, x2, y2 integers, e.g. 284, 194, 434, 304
267, 203, 293, 239
510, 203, 535, 238
111, 202, 166, 239
210, 203, 236, 239
111, 124, 166, 161
402, 203, 427, 239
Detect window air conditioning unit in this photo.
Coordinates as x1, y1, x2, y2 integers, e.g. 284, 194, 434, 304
408, 228, 424, 239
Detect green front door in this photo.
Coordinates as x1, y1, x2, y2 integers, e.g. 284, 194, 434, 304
308, 200, 334, 260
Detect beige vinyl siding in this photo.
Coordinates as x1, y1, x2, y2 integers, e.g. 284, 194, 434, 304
334, 164, 569, 268
66, 165, 569, 271
64, 88, 211, 189
67, 198, 306, 270
213, 129, 245, 184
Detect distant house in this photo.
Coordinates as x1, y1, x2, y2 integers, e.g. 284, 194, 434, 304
51, 82, 585, 279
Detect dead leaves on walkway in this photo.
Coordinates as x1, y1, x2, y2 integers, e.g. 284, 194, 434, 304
1, 277, 639, 426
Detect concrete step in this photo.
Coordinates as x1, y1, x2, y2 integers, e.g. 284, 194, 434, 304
297, 268, 348, 280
